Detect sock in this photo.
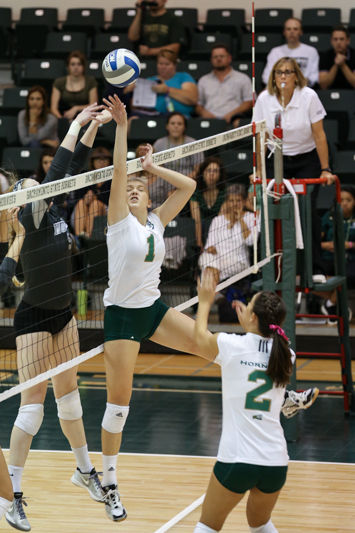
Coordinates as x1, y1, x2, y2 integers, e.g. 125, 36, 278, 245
0, 496, 12, 518
250, 519, 278, 533
71, 444, 94, 474
8, 465, 23, 493
193, 522, 218, 533
102, 454, 118, 488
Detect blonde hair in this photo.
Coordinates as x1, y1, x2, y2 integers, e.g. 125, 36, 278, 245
267, 57, 306, 96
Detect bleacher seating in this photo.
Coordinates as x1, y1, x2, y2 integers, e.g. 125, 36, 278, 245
301, 8, 341, 33
0, 88, 30, 116
1, 147, 42, 177
302, 33, 330, 53
204, 9, 246, 37
62, 8, 105, 37
239, 33, 283, 60
13, 8, 58, 58
0, 7, 12, 59
91, 33, 133, 60
44, 32, 88, 60
128, 117, 166, 144
0, 116, 19, 148
185, 118, 227, 140
17, 59, 66, 94
333, 151, 355, 184
187, 32, 234, 60
255, 8, 293, 33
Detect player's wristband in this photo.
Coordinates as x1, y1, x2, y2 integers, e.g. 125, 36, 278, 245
68, 120, 81, 137
321, 167, 332, 173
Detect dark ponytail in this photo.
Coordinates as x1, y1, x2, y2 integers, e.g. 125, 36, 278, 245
252, 291, 292, 387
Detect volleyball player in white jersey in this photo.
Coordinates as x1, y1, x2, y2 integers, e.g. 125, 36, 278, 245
193, 271, 294, 533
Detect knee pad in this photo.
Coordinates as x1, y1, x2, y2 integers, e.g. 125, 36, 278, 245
56, 389, 83, 421
14, 403, 44, 436
102, 403, 129, 434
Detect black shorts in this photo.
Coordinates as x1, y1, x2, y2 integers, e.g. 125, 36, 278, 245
214, 461, 288, 494
14, 300, 73, 336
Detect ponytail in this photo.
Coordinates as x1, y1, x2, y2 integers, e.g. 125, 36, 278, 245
252, 291, 293, 387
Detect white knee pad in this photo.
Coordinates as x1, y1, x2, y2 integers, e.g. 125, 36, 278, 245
250, 520, 278, 533
14, 403, 44, 436
102, 403, 129, 434
56, 389, 83, 421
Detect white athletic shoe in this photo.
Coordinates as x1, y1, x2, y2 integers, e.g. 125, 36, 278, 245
281, 388, 319, 419
71, 467, 105, 502
5, 492, 31, 531
103, 484, 127, 522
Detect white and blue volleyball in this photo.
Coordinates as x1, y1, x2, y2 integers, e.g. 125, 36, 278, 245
102, 48, 141, 88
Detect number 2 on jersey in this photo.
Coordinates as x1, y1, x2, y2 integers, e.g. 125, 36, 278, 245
245, 370, 273, 412
144, 234, 155, 262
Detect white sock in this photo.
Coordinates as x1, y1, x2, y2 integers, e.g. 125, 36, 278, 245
71, 444, 93, 474
194, 522, 218, 533
250, 519, 278, 532
102, 454, 118, 487
0, 496, 12, 518
8, 465, 23, 493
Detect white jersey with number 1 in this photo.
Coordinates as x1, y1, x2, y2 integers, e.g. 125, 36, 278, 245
103, 212, 165, 308
215, 332, 295, 467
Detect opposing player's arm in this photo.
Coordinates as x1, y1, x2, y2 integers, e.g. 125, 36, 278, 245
194, 272, 219, 360
103, 95, 129, 225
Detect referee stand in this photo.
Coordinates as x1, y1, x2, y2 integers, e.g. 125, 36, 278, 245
253, 125, 355, 443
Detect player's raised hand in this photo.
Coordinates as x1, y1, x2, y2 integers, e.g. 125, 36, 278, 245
94, 108, 112, 125
197, 269, 216, 306
103, 94, 127, 126
75, 103, 104, 127
140, 144, 154, 170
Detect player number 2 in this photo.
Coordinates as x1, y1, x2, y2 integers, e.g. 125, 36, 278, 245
245, 370, 273, 412
144, 234, 155, 262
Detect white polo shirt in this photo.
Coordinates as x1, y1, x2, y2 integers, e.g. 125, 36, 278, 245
253, 86, 326, 156
262, 43, 319, 87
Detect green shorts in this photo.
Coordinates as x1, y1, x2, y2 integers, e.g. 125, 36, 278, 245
104, 298, 169, 343
214, 461, 288, 494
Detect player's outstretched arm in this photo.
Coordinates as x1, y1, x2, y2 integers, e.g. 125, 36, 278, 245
194, 270, 219, 361
140, 144, 196, 226
103, 94, 129, 226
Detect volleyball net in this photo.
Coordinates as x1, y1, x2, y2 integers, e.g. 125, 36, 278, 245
0, 118, 275, 402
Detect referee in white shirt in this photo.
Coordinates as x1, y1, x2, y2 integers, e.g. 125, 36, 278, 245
253, 57, 335, 273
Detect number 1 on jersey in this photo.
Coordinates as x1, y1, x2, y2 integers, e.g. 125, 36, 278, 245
144, 234, 155, 262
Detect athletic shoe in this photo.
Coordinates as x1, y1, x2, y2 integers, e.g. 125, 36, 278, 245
5, 492, 31, 531
281, 388, 319, 419
321, 302, 337, 325
71, 467, 105, 502
103, 484, 127, 522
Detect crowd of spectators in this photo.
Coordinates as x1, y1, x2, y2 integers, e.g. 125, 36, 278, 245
1, 2, 355, 320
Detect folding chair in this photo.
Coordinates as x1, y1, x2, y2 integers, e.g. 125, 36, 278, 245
109, 8, 137, 32
1, 147, 42, 177
204, 9, 246, 37
13, 8, 58, 58
0, 88, 30, 116
239, 33, 283, 60
44, 32, 88, 60
187, 32, 233, 60
177, 60, 211, 80
302, 33, 330, 54
128, 117, 166, 144
255, 8, 293, 33
91, 33, 132, 60
186, 118, 227, 140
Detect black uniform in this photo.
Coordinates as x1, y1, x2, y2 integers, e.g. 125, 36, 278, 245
14, 142, 90, 336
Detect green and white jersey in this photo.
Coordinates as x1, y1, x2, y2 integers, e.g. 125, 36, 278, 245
215, 332, 294, 466
104, 212, 165, 308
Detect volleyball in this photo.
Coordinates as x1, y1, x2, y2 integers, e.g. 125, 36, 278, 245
102, 48, 141, 88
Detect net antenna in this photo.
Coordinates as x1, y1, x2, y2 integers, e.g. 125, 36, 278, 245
0, 120, 278, 403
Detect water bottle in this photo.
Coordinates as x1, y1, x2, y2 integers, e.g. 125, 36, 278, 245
165, 91, 174, 113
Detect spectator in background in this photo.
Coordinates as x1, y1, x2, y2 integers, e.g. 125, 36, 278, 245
18, 86, 59, 149
73, 147, 112, 238
190, 156, 226, 250
253, 57, 335, 274
321, 185, 355, 322
128, 0, 185, 57
126, 49, 197, 118
29, 147, 56, 183
153, 112, 203, 178
262, 18, 319, 87
196, 45, 253, 128
319, 25, 355, 89
51, 51, 98, 121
